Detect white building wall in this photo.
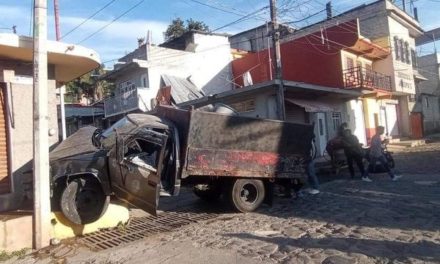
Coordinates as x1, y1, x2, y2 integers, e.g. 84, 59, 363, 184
109, 34, 234, 113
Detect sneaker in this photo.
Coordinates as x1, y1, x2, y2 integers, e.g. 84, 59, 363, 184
392, 175, 403, 181
362, 177, 372, 182
308, 189, 320, 195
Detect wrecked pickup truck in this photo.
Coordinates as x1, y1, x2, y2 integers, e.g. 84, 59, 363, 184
50, 105, 315, 224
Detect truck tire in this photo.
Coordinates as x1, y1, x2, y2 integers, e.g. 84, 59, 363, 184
228, 179, 265, 212
60, 177, 110, 225
193, 183, 222, 201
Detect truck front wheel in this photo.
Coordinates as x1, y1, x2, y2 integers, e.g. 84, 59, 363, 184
228, 179, 265, 212
60, 177, 110, 225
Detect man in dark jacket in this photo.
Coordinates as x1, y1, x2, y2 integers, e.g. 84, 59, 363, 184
341, 129, 371, 181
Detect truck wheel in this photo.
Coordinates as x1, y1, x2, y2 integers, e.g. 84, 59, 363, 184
60, 177, 110, 225
228, 179, 265, 212
193, 183, 222, 201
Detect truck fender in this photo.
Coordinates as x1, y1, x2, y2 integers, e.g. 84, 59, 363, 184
53, 171, 110, 196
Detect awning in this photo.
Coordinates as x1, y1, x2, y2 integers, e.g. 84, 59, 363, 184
413, 70, 428, 81
285, 98, 337, 112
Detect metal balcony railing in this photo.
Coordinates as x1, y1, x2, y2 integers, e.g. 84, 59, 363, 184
104, 88, 140, 118
343, 67, 392, 91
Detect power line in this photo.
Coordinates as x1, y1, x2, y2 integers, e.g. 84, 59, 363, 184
212, 6, 270, 32
186, 0, 243, 16
61, 0, 119, 40
285, 8, 325, 24
77, 0, 145, 45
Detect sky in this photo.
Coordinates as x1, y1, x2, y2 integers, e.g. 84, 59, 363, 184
0, 0, 439, 67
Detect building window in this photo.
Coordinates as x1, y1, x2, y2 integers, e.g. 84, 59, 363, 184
230, 99, 255, 112
141, 74, 149, 88
399, 39, 405, 63
424, 97, 429, 108
394, 36, 400, 60
404, 42, 410, 64
346, 57, 354, 69
119, 80, 135, 94
411, 49, 418, 68
318, 118, 324, 136
332, 112, 342, 131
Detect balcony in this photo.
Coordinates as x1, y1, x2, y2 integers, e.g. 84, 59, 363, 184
104, 86, 151, 118
343, 67, 392, 91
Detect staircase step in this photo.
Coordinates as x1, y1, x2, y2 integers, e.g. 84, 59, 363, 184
389, 139, 426, 148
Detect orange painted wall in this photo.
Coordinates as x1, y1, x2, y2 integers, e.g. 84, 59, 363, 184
232, 20, 360, 89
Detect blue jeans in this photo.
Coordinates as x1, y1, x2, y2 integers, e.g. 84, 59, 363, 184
370, 155, 395, 179
307, 160, 319, 190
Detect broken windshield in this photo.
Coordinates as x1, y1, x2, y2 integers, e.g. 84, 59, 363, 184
100, 117, 138, 149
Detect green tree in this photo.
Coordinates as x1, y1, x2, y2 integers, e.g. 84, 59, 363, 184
164, 18, 210, 41
186, 18, 209, 32
164, 18, 186, 41
65, 64, 115, 104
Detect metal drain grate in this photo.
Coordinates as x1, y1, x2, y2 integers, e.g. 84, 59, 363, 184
78, 210, 219, 251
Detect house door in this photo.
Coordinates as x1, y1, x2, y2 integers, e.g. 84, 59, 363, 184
385, 104, 399, 136
0, 84, 10, 194
351, 100, 367, 145
314, 113, 327, 156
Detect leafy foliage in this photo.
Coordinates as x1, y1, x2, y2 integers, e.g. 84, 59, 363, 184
65, 65, 115, 104
164, 18, 210, 41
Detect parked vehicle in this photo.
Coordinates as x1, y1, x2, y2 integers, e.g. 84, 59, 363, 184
50, 105, 315, 224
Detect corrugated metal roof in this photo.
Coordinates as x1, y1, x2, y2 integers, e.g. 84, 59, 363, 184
161, 74, 204, 104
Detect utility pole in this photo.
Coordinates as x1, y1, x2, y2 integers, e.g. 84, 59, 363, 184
54, 0, 61, 41
33, 0, 51, 249
270, 0, 285, 120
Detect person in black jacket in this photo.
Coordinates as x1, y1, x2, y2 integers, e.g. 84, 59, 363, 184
341, 129, 372, 182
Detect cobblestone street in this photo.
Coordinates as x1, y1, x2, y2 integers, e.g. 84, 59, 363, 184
12, 141, 440, 264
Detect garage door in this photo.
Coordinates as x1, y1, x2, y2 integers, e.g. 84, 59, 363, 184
0, 83, 10, 194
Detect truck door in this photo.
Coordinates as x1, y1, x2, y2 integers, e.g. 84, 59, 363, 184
109, 129, 168, 216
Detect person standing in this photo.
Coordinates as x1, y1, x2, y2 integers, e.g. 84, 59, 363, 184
369, 126, 402, 181
306, 158, 320, 194
341, 129, 371, 182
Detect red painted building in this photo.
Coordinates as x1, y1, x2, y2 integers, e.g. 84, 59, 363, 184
232, 19, 393, 145
232, 19, 389, 90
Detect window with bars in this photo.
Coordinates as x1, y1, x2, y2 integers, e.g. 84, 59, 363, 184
332, 112, 342, 131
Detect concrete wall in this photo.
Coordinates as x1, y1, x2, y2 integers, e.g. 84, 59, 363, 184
420, 95, 440, 133
416, 53, 440, 133
230, 24, 294, 52
417, 53, 440, 95
0, 71, 59, 212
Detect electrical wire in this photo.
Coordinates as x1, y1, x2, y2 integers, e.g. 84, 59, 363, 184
211, 6, 270, 33
61, 0, 119, 40
77, 0, 145, 45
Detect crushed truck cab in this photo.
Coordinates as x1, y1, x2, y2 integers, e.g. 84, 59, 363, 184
50, 105, 314, 225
